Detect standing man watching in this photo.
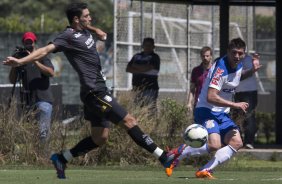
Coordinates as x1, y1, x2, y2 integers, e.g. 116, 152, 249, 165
3, 3, 181, 179
187, 46, 213, 112
234, 54, 259, 149
9, 32, 54, 146
126, 37, 160, 117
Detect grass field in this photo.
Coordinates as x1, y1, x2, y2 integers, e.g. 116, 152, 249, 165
1, 164, 282, 184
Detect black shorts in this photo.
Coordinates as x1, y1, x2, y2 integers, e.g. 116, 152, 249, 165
82, 90, 128, 128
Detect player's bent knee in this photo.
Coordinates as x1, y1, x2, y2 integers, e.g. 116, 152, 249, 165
228, 137, 244, 150
91, 135, 108, 146
231, 140, 243, 150
208, 142, 221, 151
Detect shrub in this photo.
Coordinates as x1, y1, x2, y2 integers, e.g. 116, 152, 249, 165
256, 111, 275, 144
159, 98, 191, 147
0, 94, 194, 166
1, 95, 276, 167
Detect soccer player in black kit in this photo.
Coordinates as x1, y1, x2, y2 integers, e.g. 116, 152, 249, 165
3, 2, 184, 179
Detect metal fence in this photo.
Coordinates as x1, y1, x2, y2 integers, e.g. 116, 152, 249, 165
113, 0, 275, 98
0, 33, 81, 104
0, 2, 276, 108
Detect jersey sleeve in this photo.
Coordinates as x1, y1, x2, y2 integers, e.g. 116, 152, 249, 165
151, 54, 160, 70
242, 55, 253, 71
129, 54, 137, 63
52, 30, 73, 53
208, 66, 225, 91
190, 67, 197, 84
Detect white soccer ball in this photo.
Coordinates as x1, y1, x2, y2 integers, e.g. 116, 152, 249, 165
183, 124, 208, 148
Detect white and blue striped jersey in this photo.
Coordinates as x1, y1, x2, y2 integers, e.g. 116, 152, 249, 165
196, 55, 243, 113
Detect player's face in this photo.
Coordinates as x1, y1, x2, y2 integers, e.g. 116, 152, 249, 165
201, 50, 212, 65
227, 48, 245, 68
78, 9, 92, 29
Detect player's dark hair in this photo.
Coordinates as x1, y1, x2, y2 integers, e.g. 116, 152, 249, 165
228, 37, 246, 51
65, 2, 88, 24
200, 46, 212, 56
142, 37, 155, 46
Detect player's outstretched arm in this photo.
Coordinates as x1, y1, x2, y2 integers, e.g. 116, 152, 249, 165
207, 87, 249, 113
252, 53, 262, 72
3, 44, 56, 67
241, 53, 262, 80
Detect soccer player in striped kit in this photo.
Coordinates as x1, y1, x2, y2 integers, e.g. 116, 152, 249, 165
165, 38, 261, 179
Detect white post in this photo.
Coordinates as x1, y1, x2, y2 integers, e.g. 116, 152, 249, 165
152, 3, 156, 39
187, 4, 191, 95
113, 0, 118, 97
127, 12, 134, 90
140, 0, 144, 46
41, 14, 45, 33
211, 5, 216, 51
159, 14, 188, 88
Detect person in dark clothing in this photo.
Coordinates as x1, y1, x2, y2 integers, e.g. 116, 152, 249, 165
3, 2, 181, 179
126, 37, 160, 116
234, 54, 259, 149
9, 32, 54, 144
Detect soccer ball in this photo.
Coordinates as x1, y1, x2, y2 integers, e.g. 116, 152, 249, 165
183, 124, 208, 148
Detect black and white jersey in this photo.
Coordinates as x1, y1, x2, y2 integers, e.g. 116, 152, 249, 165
52, 27, 107, 94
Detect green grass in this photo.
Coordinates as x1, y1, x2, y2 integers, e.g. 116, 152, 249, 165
0, 164, 282, 184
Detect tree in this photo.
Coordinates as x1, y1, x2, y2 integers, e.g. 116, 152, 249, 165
255, 14, 275, 34
0, 0, 113, 33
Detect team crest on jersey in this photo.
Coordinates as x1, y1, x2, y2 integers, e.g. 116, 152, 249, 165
104, 95, 112, 102
205, 120, 215, 129
211, 68, 224, 86
74, 33, 82, 38
85, 34, 95, 48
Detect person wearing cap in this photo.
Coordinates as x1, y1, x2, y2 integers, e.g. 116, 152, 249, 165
9, 31, 54, 149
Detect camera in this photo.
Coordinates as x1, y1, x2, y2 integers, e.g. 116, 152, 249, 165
10, 47, 31, 107
12, 46, 29, 59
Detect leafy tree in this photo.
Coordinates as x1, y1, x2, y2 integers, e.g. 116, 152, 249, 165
0, 0, 113, 33
255, 14, 275, 34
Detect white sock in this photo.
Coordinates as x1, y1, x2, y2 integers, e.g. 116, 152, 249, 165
63, 150, 73, 162
153, 147, 164, 158
178, 144, 209, 160
201, 145, 236, 171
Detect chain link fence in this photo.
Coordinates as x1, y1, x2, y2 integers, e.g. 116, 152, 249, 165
113, 1, 274, 100
113, 1, 188, 93
0, 2, 276, 108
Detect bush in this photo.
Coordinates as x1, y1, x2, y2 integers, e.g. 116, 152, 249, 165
1, 95, 276, 167
159, 98, 191, 147
0, 94, 194, 166
256, 111, 276, 144
0, 100, 64, 165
